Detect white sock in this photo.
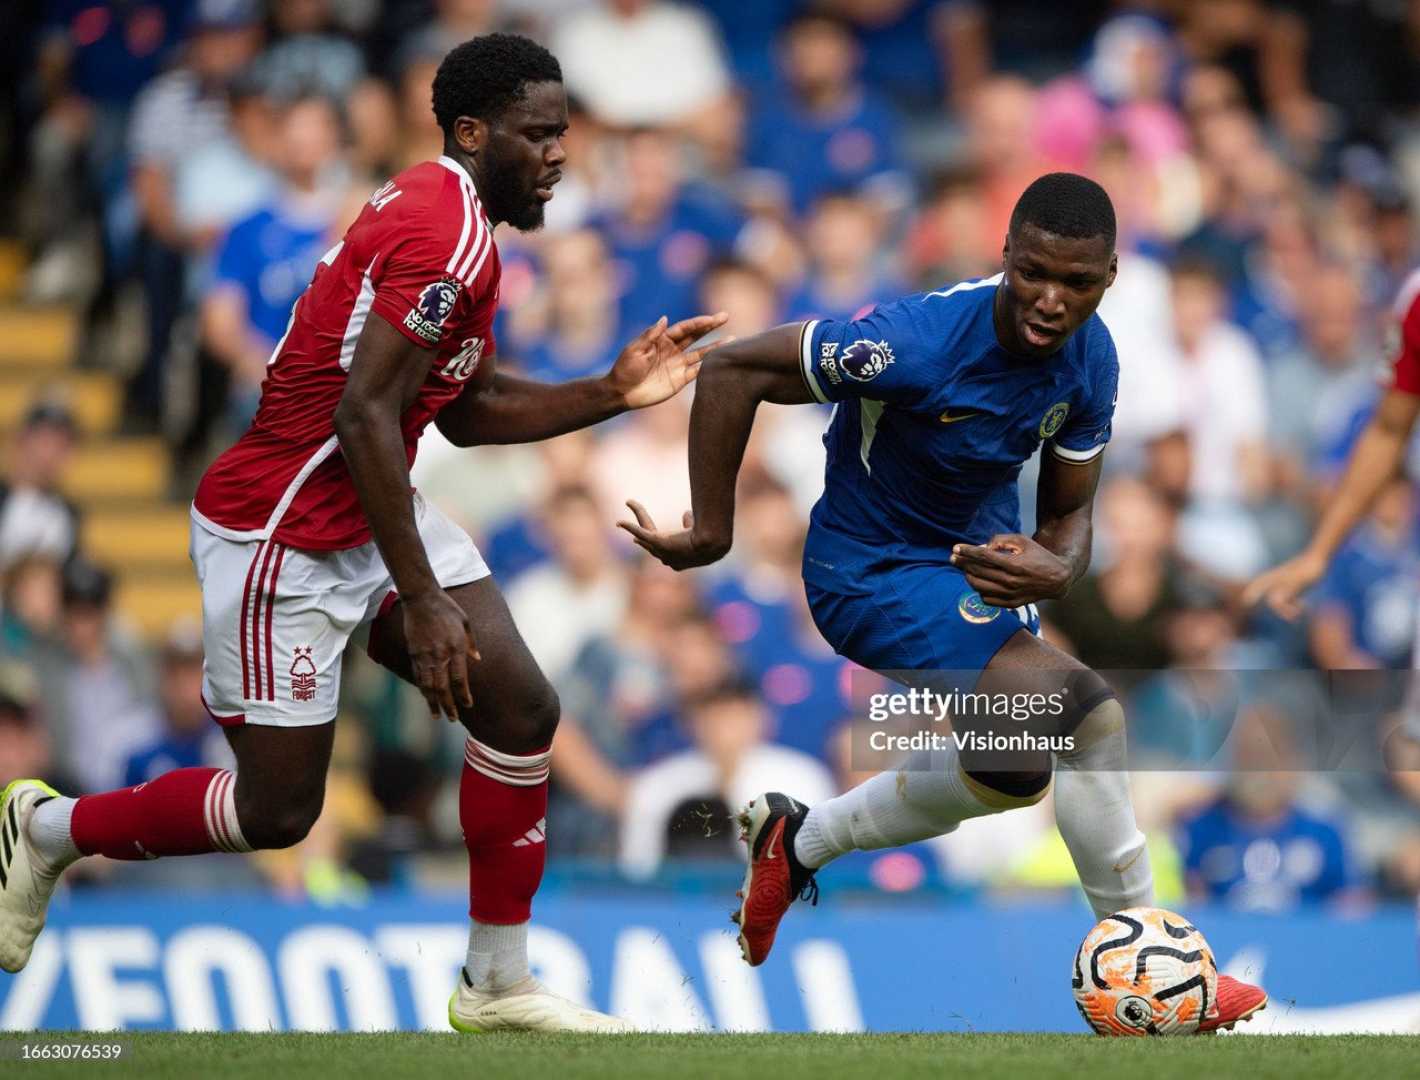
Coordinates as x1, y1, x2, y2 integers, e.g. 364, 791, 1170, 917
794, 744, 1001, 869
1054, 699, 1154, 919
464, 920, 530, 993
27, 796, 80, 874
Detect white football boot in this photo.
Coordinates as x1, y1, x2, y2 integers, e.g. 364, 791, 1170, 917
0, 779, 66, 973
448, 972, 633, 1033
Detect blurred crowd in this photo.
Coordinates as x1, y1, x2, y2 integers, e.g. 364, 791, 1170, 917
4, 0, 1420, 910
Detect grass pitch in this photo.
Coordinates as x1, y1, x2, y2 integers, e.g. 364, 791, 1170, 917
3, 1032, 1417, 1079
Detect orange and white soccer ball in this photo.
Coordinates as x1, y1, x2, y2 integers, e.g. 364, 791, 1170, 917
1071, 907, 1218, 1036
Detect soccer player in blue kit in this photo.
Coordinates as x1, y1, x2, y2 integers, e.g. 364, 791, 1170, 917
622, 173, 1266, 1031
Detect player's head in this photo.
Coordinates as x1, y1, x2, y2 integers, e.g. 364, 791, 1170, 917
432, 33, 567, 231
998, 172, 1118, 359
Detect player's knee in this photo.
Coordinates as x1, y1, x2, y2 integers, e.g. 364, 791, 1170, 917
238, 792, 324, 850
471, 676, 561, 752
520, 679, 561, 748
1057, 669, 1121, 745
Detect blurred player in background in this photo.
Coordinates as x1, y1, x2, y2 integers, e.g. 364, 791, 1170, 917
0, 33, 725, 1033
623, 172, 1265, 1031
1246, 269, 1420, 763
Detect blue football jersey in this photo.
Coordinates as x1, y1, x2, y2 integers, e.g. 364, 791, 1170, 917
798, 273, 1118, 595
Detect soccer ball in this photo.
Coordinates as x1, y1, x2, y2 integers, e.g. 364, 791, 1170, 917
1071, 907, 1218, 1036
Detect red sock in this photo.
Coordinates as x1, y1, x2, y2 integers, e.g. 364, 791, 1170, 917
460, 738, 551, 923
70, 768, 252, 860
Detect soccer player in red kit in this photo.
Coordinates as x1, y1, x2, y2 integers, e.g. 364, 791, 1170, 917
0, 34, 725, 1032
1247, 269, 1420, 615
1245, 268, 1420, 774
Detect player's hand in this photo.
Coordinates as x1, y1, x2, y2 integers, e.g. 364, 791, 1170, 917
617, 500, 729, 570
401, 591, 480, 721
950, 533, 1071, 607
608, 313, 731, 411
1241, 548, 1328, 620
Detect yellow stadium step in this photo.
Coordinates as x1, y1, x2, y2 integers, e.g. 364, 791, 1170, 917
0, 306, 76, 368
83, 506, 192, 568
0, 370, 120, 435
0, 241, 27, 301
61, 437, 169, 502
114, 574, 203, 641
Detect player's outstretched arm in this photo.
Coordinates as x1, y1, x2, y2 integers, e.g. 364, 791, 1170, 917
951, 451, 1103, 606
335, 313, 479, 722
619, 323, 812, 569
434, 313, 727, 446
1244, 387, 1420, 618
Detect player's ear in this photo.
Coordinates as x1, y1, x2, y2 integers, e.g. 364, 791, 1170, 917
451, 115, 487, 156
1001, 234, 1011, 269
1106, 252, 1118, 289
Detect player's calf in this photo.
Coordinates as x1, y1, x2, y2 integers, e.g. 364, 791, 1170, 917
1053, 683, 1154, 919
1, 753, 338, 974
225, 720, 332, 851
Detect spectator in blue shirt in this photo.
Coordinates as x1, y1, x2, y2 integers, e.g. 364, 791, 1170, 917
847, 0, 989, 113
122, 621, 232, 788
1177, 708, 1361, 910
784, 190, 905, 323
597, 127, 744, 332
26, 0, 189, 298
503, 229, 624, 384
705, 473, 801, 677
123, 0, 266, 429
201, 93, 349, 429
744, 11, 906, 218
706, 474, 851, 759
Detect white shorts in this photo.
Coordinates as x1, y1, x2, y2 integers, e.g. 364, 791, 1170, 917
190, 492, 489, 727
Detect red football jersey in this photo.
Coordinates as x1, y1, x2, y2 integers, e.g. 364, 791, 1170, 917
1388, 267, 1420, 396
193, 156, 500, 550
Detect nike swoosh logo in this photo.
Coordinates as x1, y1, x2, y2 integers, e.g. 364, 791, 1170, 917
763, 818, 786, 859
1113, 847, 1144, 873
939, 410, 979, 424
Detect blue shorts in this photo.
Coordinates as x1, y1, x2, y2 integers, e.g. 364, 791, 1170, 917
805, 562, 1040, 682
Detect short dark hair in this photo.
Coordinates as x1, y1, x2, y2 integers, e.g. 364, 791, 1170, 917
431, 33, 562, 135
544, 483, 599, 516
61, 557, 112, 609
1009, 172, 1116, 248
685, 676, 762, 715
701, 256, 774, 293
1169, 252, 1224, 286
23, 399, 78, 437
782, 8, 856, 41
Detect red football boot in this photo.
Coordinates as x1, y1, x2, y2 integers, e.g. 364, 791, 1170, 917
731, 793, 819, 966
1198, 974, 1268, 1033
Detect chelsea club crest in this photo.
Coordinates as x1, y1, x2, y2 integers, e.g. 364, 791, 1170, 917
1039, 401, 1071, 439
958, 591, 1001, 624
